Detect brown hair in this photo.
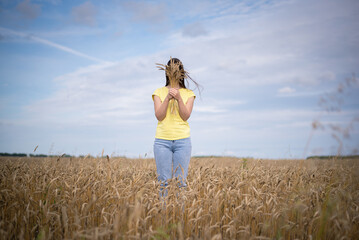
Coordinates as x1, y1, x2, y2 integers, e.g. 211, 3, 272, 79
163, 57, 202, 95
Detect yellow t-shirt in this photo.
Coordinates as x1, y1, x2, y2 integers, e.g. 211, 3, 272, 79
152, 86, 196, 140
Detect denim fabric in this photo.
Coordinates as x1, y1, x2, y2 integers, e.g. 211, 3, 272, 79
153, 137, 192, 190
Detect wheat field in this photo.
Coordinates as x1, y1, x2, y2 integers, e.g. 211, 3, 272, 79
0, 156, 358, 239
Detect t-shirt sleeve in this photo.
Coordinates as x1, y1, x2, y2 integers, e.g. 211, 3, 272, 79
152, 88, 160, 101
188, 90, 196, 99
183, 90, 195, 104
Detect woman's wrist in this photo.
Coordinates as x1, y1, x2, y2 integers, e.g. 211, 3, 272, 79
177, 96, 183, 103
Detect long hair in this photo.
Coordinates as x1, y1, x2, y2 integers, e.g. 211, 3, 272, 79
165, 58, 186, 88
163, 58, 202, 94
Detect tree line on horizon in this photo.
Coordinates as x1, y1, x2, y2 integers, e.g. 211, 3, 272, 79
1, 152, 358, 160
0, 152, 73, 158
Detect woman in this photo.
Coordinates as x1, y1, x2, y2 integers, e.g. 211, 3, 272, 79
152, 58, 199, 195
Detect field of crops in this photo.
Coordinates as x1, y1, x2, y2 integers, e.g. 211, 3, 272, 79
0, 156, 358, 239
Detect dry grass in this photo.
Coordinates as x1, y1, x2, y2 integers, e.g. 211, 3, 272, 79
0, 156, 358, 239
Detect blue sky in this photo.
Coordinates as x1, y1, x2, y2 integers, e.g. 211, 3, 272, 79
0, 0, 358, 158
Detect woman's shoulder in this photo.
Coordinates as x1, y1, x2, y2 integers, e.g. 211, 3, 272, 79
181, 88, 196, 97
153, 86, 168, 97
153, 86, 167, 92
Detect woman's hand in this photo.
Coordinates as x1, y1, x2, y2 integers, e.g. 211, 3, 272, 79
166, 92, 173, 101
169, 88, 181, 100
168, 88, 195, 121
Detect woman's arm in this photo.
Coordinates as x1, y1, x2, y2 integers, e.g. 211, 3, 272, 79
153, 94, 172, 121
169, 88, 195, 121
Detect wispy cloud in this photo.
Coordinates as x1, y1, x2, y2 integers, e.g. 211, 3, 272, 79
278, 86, 296, 94
24, 57, 158, 126
0, 27, 109, 63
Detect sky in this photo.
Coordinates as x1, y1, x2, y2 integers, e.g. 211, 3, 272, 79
0, 0, 358, 159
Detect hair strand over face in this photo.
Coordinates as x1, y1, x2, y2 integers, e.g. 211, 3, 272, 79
156, 57, 202, 114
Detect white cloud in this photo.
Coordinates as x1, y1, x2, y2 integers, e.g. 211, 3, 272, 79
164, 0, 359, 89
0, 27, 108, 63
24, 57, 162, 126
278, 86, 296, 94
194, 98, 246, 114
195, 106, 225, 113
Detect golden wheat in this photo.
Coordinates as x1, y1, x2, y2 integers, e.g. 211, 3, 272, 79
0, 156, 358, 239
156, 58, 190, 114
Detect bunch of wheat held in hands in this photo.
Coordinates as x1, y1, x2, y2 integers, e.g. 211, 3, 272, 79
156, 58, 191, 114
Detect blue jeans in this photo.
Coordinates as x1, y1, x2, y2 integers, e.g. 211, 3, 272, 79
153, 137, 192, 190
